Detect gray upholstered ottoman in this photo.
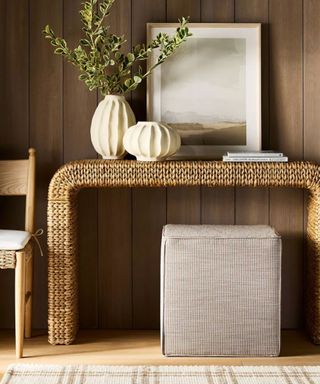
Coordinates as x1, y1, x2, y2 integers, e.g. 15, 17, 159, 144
161, 225, 281, 357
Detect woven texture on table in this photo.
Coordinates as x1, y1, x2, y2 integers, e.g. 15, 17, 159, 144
47, 160, 320, 345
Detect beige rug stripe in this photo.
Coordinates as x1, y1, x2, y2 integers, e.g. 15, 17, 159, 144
2, 365, 320, 384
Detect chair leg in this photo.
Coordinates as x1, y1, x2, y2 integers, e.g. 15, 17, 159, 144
15, 251, 26, 358
25, 249, 33, 338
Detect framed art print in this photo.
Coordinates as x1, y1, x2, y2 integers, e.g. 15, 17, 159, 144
147, 23, 261, 159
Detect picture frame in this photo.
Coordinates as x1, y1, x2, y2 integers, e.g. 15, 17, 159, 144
147, 23, 261, 159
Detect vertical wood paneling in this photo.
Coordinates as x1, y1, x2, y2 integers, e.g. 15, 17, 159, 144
98, 188, 132, 328
200, 0, 235, 225
167, 0, 201, 21
30, 0, 64, 329
0, 0, 29, 157
63, 0, 99, 329
0, 0, 313, 331
167, 0, 201, 225
167, 187, 201, 224
269, 0, 304, 328
303, 0, 320, 313
131, 0, 166, 121
98, 0, 133, 329
78, 189, 98, 328
131, 0, 167, 329
0, 0, 29, 328
236, 0, 270, 148
0, 0, 3, 107
304, 0, 320, 162
132, 188, 166, 328
201, 0, 234, 22
234, 0, 269, 225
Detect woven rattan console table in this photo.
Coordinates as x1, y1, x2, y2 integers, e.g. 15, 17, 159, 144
47, 160, 320, 345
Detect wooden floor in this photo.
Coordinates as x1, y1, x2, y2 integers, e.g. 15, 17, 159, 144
1, 330, 320, 378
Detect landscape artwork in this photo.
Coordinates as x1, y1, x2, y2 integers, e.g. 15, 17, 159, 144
161, 37, 247, 146
147, 24, 261, 158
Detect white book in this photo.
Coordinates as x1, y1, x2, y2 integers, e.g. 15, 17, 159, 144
226, 151, 284, 158
223, 156, 288, 162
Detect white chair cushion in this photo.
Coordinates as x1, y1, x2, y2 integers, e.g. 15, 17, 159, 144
0, 229, 31, 251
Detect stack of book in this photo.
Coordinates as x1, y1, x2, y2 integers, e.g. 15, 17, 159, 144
223, 151, 288, 162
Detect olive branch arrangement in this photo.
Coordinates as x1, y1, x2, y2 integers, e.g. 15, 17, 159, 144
43, 0, 191, 96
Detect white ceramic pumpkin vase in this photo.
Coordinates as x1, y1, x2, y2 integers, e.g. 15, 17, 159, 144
123, 121, 181, 161
90, 95, 136, 159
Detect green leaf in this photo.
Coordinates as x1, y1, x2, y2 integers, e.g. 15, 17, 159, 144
99, 2, 107, 13
114, 52, 122, 60
54, 47, 65, 55
133, 44, 140, 55
80, 39, 91, 46
133, 75, 142, 84
124, 78, 133, 87
127, 53, 135, 62
44, 25, 51, 34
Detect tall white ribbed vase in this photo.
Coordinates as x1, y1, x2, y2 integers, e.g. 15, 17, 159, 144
90, 95, 136, 159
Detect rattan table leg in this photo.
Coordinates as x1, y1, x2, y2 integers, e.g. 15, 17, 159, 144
48, 199, 79, 345
306, 188, 320, 344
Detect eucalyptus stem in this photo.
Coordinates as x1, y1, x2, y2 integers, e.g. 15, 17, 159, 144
43, 0, 191, 96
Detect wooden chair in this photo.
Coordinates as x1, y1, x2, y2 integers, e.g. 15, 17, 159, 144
0, 148, 36, 358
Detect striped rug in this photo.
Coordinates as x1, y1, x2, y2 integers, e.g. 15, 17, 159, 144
2, 364, 320, 383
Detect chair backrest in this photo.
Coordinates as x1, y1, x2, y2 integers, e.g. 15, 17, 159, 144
0, 148, 36, 233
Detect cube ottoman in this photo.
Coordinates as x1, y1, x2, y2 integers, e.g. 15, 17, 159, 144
161, 224, 282, 356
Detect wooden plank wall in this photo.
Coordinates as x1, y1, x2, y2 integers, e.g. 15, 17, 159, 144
0, 0, 319, 330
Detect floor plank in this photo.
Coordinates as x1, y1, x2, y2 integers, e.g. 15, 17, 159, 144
0, 329, 319, 379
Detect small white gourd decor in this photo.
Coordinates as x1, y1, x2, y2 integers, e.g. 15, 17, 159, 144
123, 122, 181, 161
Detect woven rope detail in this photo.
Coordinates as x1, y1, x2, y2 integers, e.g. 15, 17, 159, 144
48, 160, 320, 199
0, 250, 16, 269
47, 160, 320, 346
0, 243, 33, 270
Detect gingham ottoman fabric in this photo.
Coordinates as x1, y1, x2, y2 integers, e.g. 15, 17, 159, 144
161, 225, 282, 357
